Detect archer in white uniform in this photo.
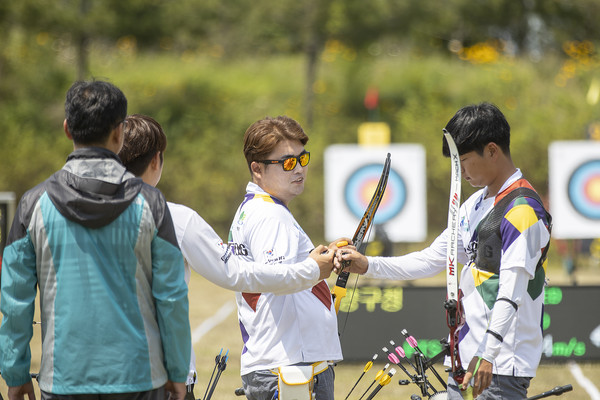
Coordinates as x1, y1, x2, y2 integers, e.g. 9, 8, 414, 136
230, 116, 342, 400
168, 201, 334, 387
118, 114, 336, 399
336, 103, 551, 400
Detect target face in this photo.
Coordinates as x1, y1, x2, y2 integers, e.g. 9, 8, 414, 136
568, 160, 600, 220
324, 144, 426, 242
549, 141, 600, 239
344, 164, 406, 224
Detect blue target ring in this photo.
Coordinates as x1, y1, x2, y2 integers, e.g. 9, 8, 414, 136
344, 164, 406, 224
568, 159, 600, 220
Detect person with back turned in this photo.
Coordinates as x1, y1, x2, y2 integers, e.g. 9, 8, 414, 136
0, 80, 191, 400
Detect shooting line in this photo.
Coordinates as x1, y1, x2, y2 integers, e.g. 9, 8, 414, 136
568, 361, 600, 400
192, 300, 237, 344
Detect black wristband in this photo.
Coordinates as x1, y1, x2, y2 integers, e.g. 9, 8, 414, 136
497, 297, 518, 311
486, 329, 504, 343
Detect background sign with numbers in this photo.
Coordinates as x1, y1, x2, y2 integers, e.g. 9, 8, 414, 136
337, 285, 600, 362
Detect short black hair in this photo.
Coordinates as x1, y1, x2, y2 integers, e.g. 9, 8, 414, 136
442, 102, 510, 157
64, 80, 127, 145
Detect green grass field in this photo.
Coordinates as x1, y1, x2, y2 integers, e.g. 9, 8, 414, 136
1, 264, 599, 399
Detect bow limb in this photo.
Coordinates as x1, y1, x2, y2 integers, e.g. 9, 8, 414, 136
331, 153, 391, 315
443, 129, 466, 382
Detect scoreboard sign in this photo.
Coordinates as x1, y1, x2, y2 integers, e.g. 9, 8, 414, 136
338, 285, 600, 362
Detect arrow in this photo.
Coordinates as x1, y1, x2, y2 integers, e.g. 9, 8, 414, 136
400, 329, 447, 389
205, 349, 229, 400
382, 347, 413, 378
345, 353, 378, 400
358, 363, 390, 400
202, 348, 222, 400
390, 340, 417, 371
364, 368, 396, 400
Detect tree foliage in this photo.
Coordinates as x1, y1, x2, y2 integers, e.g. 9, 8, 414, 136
0, 1, 599, 243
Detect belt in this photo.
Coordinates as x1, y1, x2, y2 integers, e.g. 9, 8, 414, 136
312, 361, 330, 375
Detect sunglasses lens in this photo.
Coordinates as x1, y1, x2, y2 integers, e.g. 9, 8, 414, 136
283, 157, 297, 171
299, 152, 310, 167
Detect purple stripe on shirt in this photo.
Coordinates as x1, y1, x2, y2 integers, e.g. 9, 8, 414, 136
501, 219, 522, 253
240, 320, 249, 355
241, 193, 289, 210
500, 197, 547, 252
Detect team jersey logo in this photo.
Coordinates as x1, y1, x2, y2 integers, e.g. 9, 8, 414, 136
263, 249, 285, 264
221, 247, 231, 263
228, 242, 249, 256
466, 237, 478, 260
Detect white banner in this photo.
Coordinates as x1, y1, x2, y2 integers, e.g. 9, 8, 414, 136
549, 141, 600, 239
324, 144, 427, 242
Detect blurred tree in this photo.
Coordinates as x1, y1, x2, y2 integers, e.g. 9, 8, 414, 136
432, 0, 600, 60
176, 0, 336, 127
0, 2, 11, 80
535, 0, 600, 46
7, 0, 173, 79
1, 0, 599, 242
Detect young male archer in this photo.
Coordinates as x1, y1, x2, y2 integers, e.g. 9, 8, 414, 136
335, 103, 551, 399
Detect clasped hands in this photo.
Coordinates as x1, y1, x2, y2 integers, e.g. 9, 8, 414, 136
309, 239, 369, 280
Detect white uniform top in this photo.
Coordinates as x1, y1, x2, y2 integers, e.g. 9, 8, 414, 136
167, 201, 324, 383
228, 183, 343, 375
365, 170, 551, 377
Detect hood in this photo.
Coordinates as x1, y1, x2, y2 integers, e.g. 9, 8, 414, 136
46, 147, 144, 229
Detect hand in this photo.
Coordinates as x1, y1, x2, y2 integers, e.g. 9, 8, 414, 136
165, 380, 187, 400
333, 248, 368, 275
309, 245, 335, 280
461, 357, 492, 398
328, 238, 358, 274
7, 380, 36, 400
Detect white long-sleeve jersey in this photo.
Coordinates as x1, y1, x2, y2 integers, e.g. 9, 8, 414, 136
365, 170, 551, 377
167, 201, 324, 384
228, 183, 343, 375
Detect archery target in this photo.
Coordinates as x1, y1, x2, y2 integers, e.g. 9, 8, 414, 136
549, 141, 600, 238
324, 144, 426, 242
343, 164, 406, 224
568, 160, 600, 219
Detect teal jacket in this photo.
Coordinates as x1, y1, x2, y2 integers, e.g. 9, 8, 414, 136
0, 147, 190, 394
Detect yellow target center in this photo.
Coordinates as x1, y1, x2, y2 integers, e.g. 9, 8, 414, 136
361, 181, 379, 205
585, 176, 600, 204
